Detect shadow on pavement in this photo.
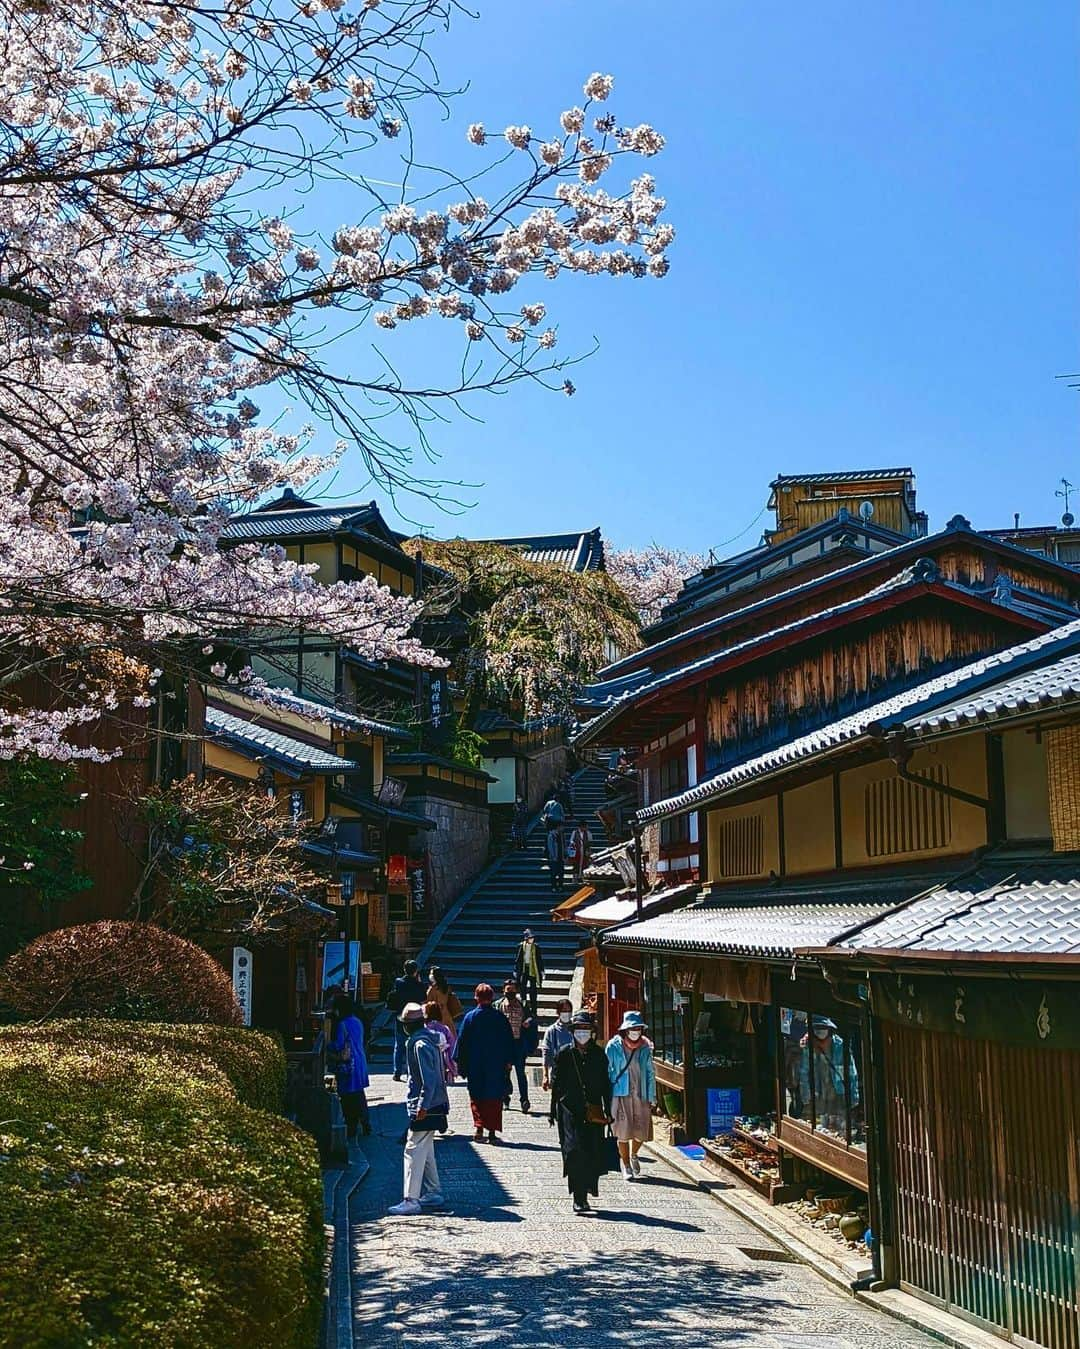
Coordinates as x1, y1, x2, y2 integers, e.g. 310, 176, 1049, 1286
351, 1247, 803, 1347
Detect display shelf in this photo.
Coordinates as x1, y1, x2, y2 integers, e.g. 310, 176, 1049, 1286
733, 1123, 779, 1154
698, 1136, 802, 1205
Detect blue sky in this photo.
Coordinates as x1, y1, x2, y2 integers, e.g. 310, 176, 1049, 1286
294, 2, 1079, 554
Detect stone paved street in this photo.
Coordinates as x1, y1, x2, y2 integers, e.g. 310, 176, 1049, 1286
350, 1067, 940, 1349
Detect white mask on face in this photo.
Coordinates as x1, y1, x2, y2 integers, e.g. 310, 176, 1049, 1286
559, 1011, 572, 1024
573, 1030, 592, 1044
626, 1028, 643, 1040
814, 1027, 830, 1040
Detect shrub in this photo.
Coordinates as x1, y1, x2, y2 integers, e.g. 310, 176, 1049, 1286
0, 920, 241, 1026
0, 1022, 323, 1348
3, 1019, 286, 1112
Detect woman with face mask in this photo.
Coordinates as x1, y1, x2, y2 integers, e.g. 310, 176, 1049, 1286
605, 1011, 656, 1180
541, 999, 575, 1092
547, 1011, 612, 1214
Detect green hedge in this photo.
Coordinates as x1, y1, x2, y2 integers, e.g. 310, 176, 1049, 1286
0, 1022, 323, 1348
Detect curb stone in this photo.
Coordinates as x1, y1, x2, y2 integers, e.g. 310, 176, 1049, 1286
320, 1148, 370, 1349
646, 1141, 1001, 1349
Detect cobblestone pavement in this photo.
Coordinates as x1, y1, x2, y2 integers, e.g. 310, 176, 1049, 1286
351, 1066, 939, 1349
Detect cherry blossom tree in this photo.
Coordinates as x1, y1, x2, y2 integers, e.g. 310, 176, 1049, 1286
607, 544, 706, 629
0, 0, 671, 760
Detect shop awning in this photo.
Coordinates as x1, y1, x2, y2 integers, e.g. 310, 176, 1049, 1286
573, 882, 697, 927
551, 885, 595, 921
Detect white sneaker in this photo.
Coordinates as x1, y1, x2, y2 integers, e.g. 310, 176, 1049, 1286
622, 1163, 635, 1181
631, 1155, 642, 1176
418, 1192, 446, 1207
387, 1198, 422, 1216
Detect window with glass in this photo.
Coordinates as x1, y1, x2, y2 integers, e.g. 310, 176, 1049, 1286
779, 1003, 864, 1151
643, 957, 684, 1067
659, 753, 690, 847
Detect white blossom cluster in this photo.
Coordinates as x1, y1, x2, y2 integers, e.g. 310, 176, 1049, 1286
0, 0, 670, 759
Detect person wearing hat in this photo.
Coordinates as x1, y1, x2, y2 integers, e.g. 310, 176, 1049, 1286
799, 1015, 859, 1139
547, 1011, 612, 1214
388, 1002, 451, 1216
605, 1010, 656, 1179
513, 929, 545, 1015
454, 983, 516, 1143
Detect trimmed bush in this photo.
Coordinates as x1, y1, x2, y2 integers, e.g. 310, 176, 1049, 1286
0, 920, 241, 1026
0, 1022, 323, 1348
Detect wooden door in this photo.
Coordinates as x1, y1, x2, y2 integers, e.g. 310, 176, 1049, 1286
884, 1022, 1080, 1348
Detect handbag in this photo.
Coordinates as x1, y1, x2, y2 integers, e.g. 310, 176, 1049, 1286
571, 1048, 611, 1126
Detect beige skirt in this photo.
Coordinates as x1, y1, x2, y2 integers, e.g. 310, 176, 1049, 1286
611, 1093, 654, 1143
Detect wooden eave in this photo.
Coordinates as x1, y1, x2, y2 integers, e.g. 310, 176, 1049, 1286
594, 581, 1048, 748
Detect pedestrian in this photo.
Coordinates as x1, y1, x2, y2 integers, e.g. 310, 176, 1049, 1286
540, 792, 565, 832
455, 982, 515, 1144
565, 818, 591, 884
328, 994, 371, 1139
511, 795, 529, 850
548, 1011, 612, 1215
605, 1010, 656, 1179
426, 965, 463, 1035
545, 823, 565, 891
424, 999, 457, 1082
388, 1003, 451, 1216
541, 998, 575, 1092
513, 928, 545, 1014
496, 978, 536, 1113
799, 1016, 859, 1137
555, 772, 574, 817
387, 958, 427, 1081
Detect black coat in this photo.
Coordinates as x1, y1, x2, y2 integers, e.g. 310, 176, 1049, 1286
548, 1041, 613, 1189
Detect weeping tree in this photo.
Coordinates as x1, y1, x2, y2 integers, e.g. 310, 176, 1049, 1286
413, 538, 640, 720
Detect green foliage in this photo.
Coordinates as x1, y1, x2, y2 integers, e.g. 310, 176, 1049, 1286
0, 759, 89, 909
445, 724, 486, 768
0, 1021, 321, 1348
0, 921, 243, 1026
412, 538, 640, 718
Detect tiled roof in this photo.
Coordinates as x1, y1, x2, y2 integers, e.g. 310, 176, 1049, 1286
576, 560, 1052, 741
828, 859, 1080, 957
473, 708, 522, 735
639, 515, 908, 640
249, 688, 413, 741
206, 707, 358, 775
905, 649, 1080, 738
387, 752, 497, 782
644, 519, 1080, 644
222, 501, 382, 543
635, 617, 1080, 823
601, 877, 924, 957
482, 528, 605, 572
770, 468, 914, 488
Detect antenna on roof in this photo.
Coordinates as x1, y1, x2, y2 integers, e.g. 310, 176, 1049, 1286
858, 500, 875, 521
1056, 477, 1074, 528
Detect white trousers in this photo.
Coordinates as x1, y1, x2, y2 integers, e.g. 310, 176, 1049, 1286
403, 1127, 441, 1200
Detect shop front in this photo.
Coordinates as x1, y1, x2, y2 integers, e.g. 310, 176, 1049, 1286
599, 888, 901, 1205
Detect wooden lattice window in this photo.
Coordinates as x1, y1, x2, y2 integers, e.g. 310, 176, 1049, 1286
865, 765, 951, 857
717, 813, 764, 878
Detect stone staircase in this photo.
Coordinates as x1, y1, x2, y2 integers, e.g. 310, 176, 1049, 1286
418, 767, 611, 1023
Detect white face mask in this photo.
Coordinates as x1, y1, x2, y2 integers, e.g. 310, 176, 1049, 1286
814, 1028, 830, 1040
573, 1030, 592, 1045
626, 1028, 643, 1040
559, 1011, 572, 1024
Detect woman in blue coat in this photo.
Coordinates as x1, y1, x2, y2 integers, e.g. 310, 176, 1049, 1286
329, 995, 371, 1138
454, 983, 515, 1143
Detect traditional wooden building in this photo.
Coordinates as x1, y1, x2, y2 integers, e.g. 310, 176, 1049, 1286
200, 685, 430, 1040
576, 474, 1080, 890
602, 618, 1080, 1348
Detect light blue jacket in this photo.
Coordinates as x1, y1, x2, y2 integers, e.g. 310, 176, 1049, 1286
605, 1035, 656, 1103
